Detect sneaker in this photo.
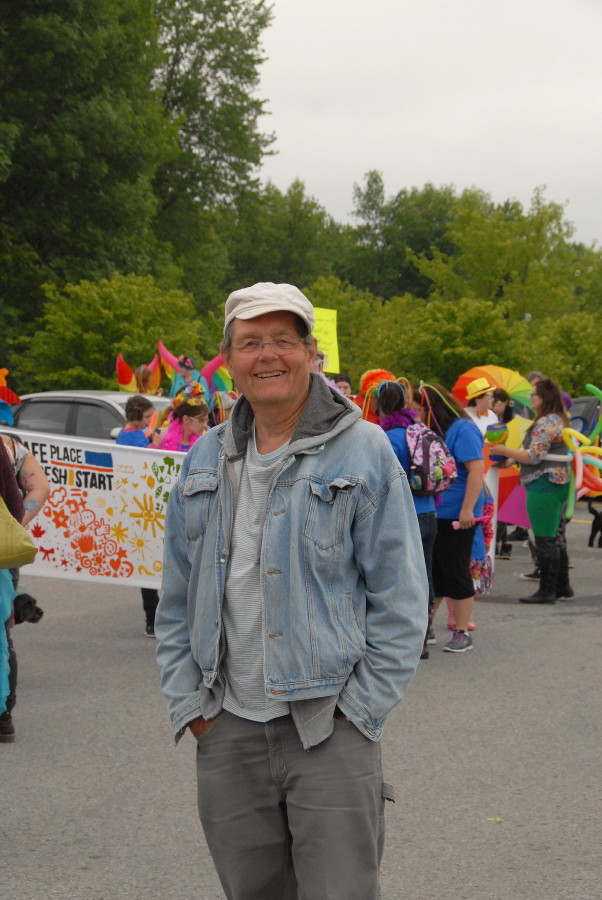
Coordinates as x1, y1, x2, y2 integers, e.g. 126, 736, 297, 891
144, 623, 155, 638
497, 544, 512, 560
0, 711, 15, 743
426, 628, 436, 645
519, 569, 541, 581
443, 630, 473, 653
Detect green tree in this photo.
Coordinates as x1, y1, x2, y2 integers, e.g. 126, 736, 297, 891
150, 0, 275, 316
347, 172, 457, 298
0, 1, 172, 281
369, 296, 517, 387
16, 274, 200, 392
153, 0, 273, 212
411, 188, 587, 321
0, 0, 175, 366
524, 312, 602, 395
223, 180, 342, 287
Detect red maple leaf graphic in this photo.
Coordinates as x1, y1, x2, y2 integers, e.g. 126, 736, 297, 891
30, 522, 45, 538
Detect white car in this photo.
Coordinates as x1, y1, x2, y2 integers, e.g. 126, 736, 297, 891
8, 390, 172, 442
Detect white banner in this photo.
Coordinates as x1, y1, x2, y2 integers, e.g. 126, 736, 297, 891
5, 429, 183, 588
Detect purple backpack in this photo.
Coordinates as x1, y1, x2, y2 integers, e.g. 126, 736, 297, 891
405, 423, 457, 496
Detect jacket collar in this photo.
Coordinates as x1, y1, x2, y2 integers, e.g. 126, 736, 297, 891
223, 373, 359, 460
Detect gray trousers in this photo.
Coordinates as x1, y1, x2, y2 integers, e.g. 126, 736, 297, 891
195, 710, 392, 900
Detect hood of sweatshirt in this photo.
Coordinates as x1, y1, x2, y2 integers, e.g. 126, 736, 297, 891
223, 373, 360, 460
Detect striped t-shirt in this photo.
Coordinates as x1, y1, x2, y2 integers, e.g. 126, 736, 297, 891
221, 427, 290, 722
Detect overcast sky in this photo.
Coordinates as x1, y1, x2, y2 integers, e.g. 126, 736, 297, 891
257, 0, 601, 246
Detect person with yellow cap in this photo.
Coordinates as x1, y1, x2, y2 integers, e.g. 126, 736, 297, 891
465, 377, 497, 436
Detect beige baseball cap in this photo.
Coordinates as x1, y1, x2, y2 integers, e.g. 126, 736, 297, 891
224, 282, 315, 335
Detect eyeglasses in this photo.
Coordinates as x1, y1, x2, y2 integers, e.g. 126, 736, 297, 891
230, 338, 307, 357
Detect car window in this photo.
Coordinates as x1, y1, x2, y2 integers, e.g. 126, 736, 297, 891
75, 402, 123, 440
14, 400, 71, 434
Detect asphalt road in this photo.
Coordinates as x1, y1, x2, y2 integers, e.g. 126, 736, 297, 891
2, 509, 601, 900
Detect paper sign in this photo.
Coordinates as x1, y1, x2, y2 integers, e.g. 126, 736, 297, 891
312, 307, 339, 373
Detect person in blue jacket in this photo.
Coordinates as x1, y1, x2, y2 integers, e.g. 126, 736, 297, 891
155, 282, 428, 899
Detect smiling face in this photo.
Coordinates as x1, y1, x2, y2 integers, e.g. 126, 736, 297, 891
223, 311, 316, 414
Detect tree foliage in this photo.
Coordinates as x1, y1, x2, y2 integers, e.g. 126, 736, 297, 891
0, 0, 176, 373
153, 0, 273, 211
2, 0, 602, 402
0, 1, 171, 283
17, 274, 199, 392
348, 171, 457, 298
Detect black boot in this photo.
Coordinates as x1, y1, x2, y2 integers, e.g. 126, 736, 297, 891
0, 711, 15, 743
519, 540, 540, 580
555, 547, 574, 599
141, 588, 159, 638
520, 537, 559, 604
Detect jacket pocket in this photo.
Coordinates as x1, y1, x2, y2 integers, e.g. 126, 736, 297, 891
183, 471, 218, 540
343, 591, 366, 654
304, 478, 356, 551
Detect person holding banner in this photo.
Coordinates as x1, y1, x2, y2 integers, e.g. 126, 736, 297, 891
156, 281, 428, 900
116, 395, 163, 635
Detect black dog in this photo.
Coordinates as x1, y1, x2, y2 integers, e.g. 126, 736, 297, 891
13, 593, 44, 624
587, 501, 602, 548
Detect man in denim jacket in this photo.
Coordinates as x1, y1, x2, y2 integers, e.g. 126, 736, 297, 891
156, 282, 428, 899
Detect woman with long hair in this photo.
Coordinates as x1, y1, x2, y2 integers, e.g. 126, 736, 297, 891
491, 388, 514, 425
416, 383, 485, 652
492, 377, 571, 603
377, 380, 435, 659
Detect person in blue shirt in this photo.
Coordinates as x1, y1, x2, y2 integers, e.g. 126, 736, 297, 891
115, 395, 161, 635
115, 395, 160, 448
416, 383, 485, 653
377, 380, 435, 660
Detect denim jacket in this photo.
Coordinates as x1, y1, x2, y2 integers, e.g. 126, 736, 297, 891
156, 375, 428, 745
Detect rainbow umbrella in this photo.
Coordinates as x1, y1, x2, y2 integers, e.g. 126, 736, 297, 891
452, 365, 532, 413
